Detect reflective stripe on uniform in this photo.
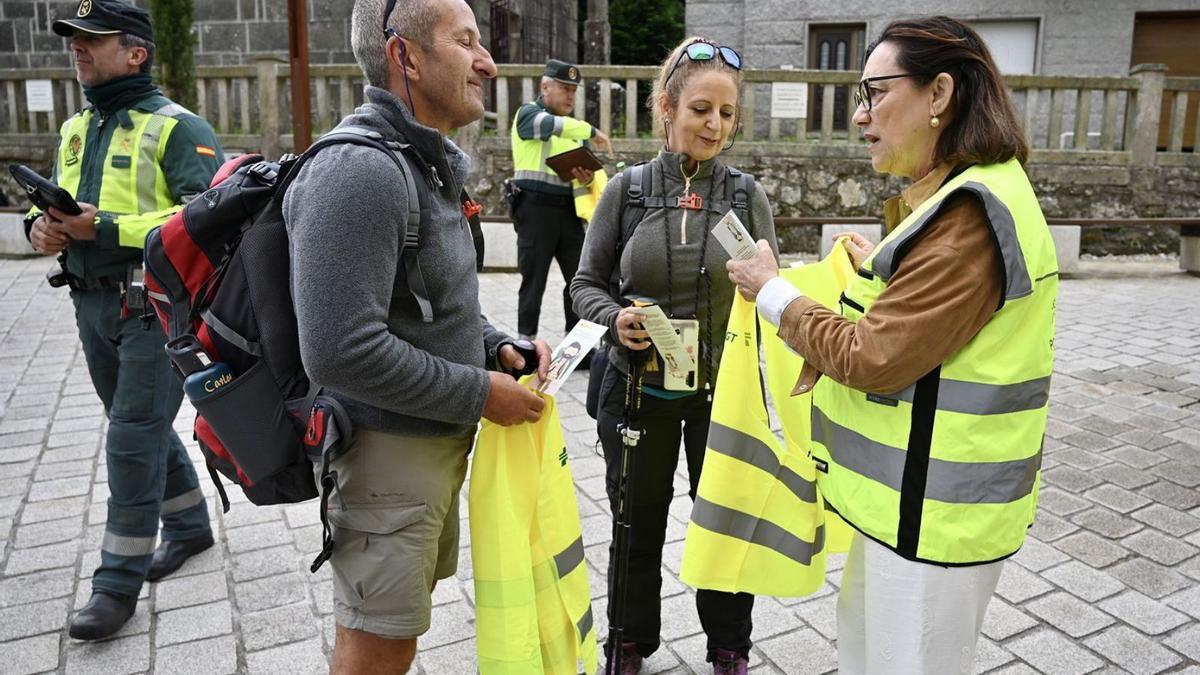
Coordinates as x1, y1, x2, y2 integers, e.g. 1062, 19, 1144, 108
136, 114, 170, 213
160, 487, 205, 515
707, 422, 817, 503
577, 605, 594, 640
886, 375, 1052, 416
812, 406, 1041, 504
552, 536, 585, 577
513, 169, 570, 187
102, 531, 157, 557
690, 497, 825, 565
870, 181, 1033, 302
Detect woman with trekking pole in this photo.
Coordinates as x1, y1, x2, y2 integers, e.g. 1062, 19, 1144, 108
570, 36, 779, 675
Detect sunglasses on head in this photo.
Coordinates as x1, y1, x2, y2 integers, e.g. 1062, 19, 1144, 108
664, 41, 743, 87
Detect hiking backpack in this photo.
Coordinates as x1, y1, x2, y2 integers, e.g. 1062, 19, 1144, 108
143, 127, 484, 570
584, 160, 755, 418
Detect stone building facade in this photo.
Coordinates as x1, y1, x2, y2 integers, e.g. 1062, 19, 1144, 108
685, 0, 1199, 77
0, 0, 578, 69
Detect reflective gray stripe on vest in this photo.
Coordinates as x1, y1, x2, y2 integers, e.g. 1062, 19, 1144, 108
577, 606, 594, 639
870, 181, 1032, 302
925, 444, 1042, 504
573, 186, 590, 198
553, 536, 585, 578
812, 406, 1041, 504
160, 487, 205, 515
691, 497, 825, 565
886, 375, 1051, 416
102, 531, 157, 557
811, 406, 906, 492
513, 169, 570, 187
707, 422, 817, 504
136, 114, 170, 212
154, 102, 194, 117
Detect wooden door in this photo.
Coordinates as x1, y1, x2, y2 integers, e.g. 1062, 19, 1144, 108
1131, 12, 1200, 150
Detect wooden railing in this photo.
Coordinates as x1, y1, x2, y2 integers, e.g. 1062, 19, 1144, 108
1, 60, 1196, 168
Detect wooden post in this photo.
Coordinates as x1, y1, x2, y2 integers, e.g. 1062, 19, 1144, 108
257, 58, 284, 158
1129, 63, 1168, 168
287, 0, 313, 152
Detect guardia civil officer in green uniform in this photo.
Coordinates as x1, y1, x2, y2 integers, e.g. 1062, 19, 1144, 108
510, 59, 612, 339
25, 0, 221, 641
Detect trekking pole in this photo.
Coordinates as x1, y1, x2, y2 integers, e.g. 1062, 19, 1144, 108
607, 346, 650, 675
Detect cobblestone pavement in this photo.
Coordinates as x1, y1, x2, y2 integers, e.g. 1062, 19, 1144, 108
0, 255, 1198, 675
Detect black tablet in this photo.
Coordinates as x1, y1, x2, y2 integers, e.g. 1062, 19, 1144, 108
9, 164, 82, 216
544, 146, 603, 182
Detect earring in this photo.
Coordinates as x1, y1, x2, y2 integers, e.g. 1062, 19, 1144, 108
930, 115, 940, 128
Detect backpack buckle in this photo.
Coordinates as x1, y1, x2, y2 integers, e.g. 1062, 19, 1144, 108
676, 193, 703, 211
461, 198, 482, 219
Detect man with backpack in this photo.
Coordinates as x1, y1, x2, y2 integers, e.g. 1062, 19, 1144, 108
23, 0, 219, 641
283, 1, 549, 672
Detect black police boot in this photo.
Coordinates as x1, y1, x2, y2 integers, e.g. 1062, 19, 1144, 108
147, 532, 215, 582
69, 590, 137, 640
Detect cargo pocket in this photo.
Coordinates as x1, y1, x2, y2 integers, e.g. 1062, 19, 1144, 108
191, 360, 304, 483
327, 502, 429, 617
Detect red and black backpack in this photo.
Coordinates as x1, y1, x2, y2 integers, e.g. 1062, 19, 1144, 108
143, 127, 484, 571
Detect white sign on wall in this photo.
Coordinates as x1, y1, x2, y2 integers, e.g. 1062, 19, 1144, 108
25, 80, 54, 112
770, 82, 808, 118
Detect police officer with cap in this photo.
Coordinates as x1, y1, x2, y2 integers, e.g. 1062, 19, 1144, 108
25, 0, 221, 640
509, 59, 613, 341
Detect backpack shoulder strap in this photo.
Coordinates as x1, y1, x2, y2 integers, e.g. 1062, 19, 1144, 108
725, 166, 755, 227
608, 162, 651, 298
284, 127, 436, 323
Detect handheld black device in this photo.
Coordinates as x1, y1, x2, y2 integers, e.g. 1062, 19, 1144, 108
9, 164, 83, 216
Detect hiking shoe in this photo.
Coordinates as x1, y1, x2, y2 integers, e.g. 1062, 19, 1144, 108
712, 648, 749, 675
605, 641, 643, 675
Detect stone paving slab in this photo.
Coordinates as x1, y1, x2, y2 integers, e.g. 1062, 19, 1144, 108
0, 256, 1198, 673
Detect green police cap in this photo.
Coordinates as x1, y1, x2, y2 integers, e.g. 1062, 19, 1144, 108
53, 0, 155, 44
544, 59, 582, 86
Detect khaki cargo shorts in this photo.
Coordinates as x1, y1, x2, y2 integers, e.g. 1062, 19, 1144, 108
319, 428, 471, 638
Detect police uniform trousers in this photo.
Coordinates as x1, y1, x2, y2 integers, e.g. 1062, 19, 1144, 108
514, 191, 584, 337
596, 364, 754, 661
72, 286, 210, 597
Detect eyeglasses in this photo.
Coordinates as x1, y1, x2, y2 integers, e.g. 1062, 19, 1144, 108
664, 41, 743, 88
854, 73, 919, 112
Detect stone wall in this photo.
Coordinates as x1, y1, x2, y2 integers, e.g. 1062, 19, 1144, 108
461, 138, 1196, 256
4, 135, 1193, 258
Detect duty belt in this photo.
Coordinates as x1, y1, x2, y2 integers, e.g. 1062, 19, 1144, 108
65, 274, 124, 292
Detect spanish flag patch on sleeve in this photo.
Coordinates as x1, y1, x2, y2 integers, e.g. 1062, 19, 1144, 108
195, 145, 216, 158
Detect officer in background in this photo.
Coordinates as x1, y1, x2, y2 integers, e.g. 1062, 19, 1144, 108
510, 59, 612, 340
25, 0, 221, 640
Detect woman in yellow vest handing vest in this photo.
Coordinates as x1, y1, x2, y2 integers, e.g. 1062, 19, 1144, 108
728, 17, 1057, 674
571, 37, 778, 675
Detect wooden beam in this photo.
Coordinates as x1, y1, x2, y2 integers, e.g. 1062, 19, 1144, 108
287, 0, 312, 152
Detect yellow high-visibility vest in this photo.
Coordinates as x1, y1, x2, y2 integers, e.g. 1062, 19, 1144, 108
681, 244, 856, 596
812, 158, 1058, 565
511, 100, 601, 222
470, 393, 598, 674
55, 105, 188, 247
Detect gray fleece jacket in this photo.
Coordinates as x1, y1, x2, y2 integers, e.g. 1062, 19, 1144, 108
284, 87, 510, 437
571, 151, 778, 391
